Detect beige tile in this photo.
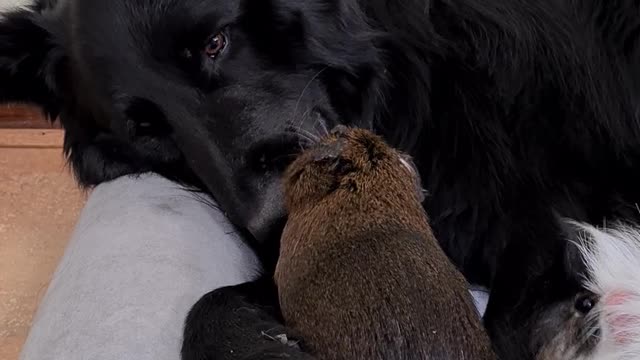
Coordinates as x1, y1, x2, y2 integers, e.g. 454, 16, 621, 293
0, 134, 86, 360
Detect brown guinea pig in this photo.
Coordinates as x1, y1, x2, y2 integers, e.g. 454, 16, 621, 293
274, 126, 495, 360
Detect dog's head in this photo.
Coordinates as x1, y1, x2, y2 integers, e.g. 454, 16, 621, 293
0, 0, 387, 243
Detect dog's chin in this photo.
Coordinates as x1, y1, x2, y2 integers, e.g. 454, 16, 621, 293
245, 179, 287, 242
238, 131, 319, 243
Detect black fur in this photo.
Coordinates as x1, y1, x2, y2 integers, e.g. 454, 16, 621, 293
182, 278, 314, 360
1, 0, 640, 358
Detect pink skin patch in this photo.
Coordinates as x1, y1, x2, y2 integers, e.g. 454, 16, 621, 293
603, 290, 640, 346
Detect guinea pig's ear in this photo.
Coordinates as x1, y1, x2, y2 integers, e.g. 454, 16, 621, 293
0, 4, 66, 119
399, 154, 427, 203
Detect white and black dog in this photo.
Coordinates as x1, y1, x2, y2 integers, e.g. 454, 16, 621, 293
1, 0, 640, 358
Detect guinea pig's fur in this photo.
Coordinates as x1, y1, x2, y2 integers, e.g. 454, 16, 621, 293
534, 222, 640, 360
275, 126, 495, 360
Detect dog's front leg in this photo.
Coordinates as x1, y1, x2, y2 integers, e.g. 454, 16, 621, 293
181, 276, 315, 360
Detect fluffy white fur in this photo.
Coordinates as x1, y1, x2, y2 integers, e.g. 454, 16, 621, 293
573, 222, 640, 360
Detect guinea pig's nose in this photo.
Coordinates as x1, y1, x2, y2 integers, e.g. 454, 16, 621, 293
330, 124, 350, 137
312, 139, 345, 162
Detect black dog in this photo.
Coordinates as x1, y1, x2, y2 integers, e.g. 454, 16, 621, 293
1, 0, 640, 358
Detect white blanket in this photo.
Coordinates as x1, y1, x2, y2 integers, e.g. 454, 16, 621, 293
20, 174, 260, 360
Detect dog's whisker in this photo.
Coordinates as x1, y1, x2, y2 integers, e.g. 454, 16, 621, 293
283, 126, 317, 146
298, 138, 310, 149
296, 135, 316, 149
296, 128, 321, 143
286, 122, 321, 147
292, 66, 329, 129
295, 108, 313, 137
315, 114, 330, 137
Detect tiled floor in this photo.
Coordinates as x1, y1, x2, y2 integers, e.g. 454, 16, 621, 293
0, 130, 86, 360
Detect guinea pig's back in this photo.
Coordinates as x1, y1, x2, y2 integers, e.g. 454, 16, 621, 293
277, 222, 494, 360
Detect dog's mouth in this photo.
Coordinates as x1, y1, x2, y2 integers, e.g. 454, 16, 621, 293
237, 111, 338, 247
244, 106, 338, 174
235, 131, 314, 253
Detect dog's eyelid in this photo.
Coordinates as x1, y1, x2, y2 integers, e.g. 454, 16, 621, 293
203, 31, 228, 59
177, 24, 231, 61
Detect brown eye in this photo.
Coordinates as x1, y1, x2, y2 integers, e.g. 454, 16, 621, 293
204, 32, 227, 59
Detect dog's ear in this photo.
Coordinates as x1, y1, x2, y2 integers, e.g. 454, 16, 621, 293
0, 5, 65, 119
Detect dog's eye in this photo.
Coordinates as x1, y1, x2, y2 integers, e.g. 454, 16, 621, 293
204, 32, 227, 59
575, 294, 597, 315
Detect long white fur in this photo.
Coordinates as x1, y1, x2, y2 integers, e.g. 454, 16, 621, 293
571, 222, 640, 360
